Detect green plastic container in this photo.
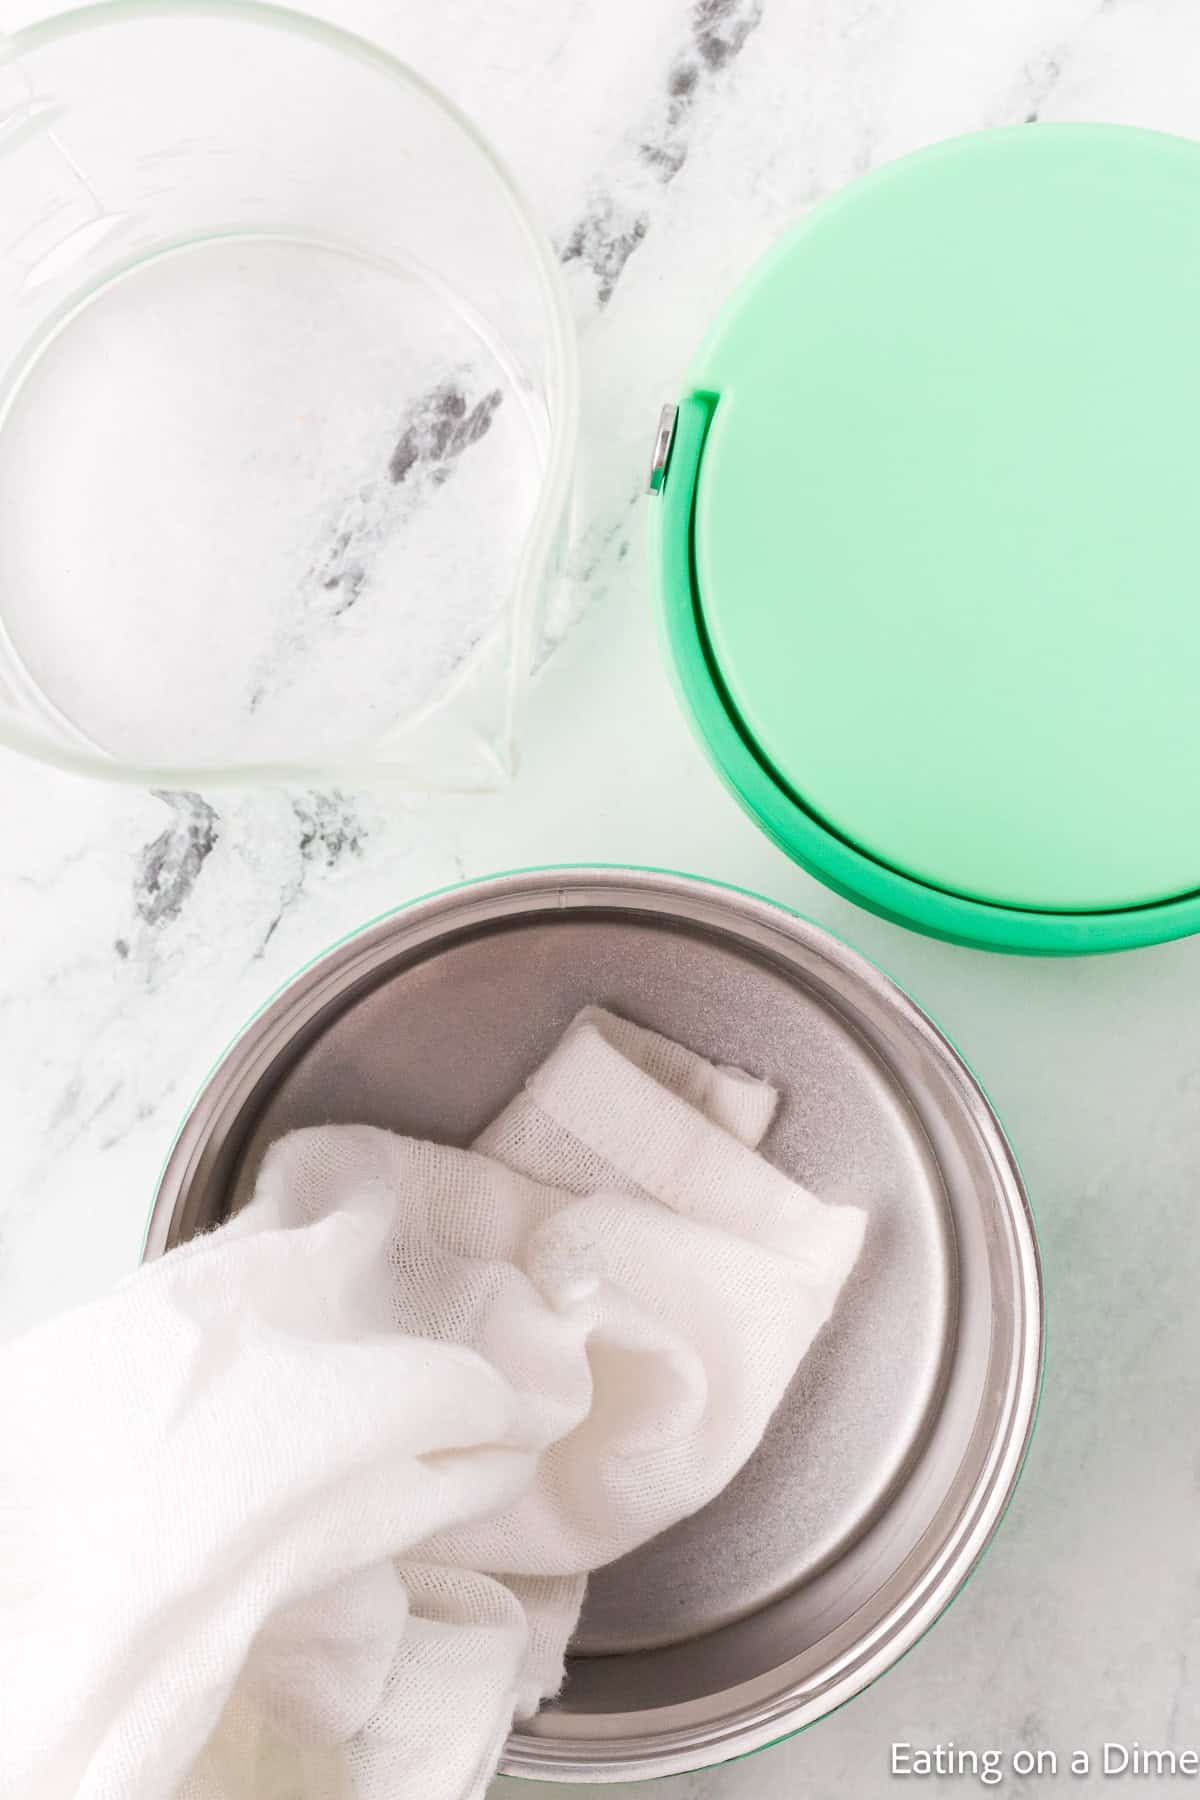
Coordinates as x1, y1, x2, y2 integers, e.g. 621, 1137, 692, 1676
651, 123, 1200, 955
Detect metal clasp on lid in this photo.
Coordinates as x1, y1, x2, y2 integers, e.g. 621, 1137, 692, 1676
646, 403, 678, 495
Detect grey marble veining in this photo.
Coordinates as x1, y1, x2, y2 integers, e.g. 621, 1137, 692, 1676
0, 1, 1198, 1795
560, 0, 766, 305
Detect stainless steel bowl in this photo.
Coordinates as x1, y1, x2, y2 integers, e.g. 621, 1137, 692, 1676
145, 868, 1043, 1782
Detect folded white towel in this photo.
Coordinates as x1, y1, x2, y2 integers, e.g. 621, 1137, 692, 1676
0, 1008, 866, 1800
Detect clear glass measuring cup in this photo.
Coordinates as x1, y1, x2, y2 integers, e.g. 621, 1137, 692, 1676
0, 2, 578, 786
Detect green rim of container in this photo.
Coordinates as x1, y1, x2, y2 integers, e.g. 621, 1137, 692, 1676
653, 387, 1200, 958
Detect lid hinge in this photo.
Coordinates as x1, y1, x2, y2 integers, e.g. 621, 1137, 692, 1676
645, 403, 678, 495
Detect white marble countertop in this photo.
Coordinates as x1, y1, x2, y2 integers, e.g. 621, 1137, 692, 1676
2, 1, 1199, 1794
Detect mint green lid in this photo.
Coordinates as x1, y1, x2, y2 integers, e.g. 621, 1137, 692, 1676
653, 123, 1200, 955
